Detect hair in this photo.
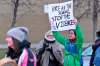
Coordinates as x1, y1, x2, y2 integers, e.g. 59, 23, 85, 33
68, 29, 76, 42
1, 63, 17, 66
12, 37, 30, 50
6, 37, 22, 59
0, 58, 17, 66
96, 30, 100, 37
6, 37, 31, 59
68, 29, 76, 36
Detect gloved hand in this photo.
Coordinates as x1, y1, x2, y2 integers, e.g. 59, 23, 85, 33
43, 43, 49, 49
45, 46, 53, 54
46, 47, 51, 51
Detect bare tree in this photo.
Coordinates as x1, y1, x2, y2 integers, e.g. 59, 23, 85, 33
11, 0, 35, 27
0, 0, 35, 28
1, 0, 100, 41
11, 0, 19, 28
64, 0, 100, 41
92, 0, 99, 40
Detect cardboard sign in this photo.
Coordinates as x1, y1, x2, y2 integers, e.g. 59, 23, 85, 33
46, 1, 76, 31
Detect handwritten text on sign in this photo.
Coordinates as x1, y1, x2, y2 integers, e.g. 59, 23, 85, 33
48, 1, 76, 31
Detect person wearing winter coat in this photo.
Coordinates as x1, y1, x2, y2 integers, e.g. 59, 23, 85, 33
5, 27, 37, 66
52, 19, 84, 66
90, 30, 100, 66
35, 30, 64, 66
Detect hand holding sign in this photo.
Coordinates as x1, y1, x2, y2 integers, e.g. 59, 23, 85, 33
71, 18, 77, 25
61, 18, 77, 35
45, 1, 77, 31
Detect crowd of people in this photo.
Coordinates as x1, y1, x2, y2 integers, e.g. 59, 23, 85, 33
0, 18, 99, 66
1, 18, 99, 66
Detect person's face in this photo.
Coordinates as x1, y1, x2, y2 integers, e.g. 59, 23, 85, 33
5, 36, 14, 49
47, 35, 54, 40
68, 30, 76, 40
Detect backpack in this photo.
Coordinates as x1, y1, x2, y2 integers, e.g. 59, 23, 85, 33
93, 47, 100, 66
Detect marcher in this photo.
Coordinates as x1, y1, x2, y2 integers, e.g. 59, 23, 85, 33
52, 19, 84, 66
90, 30, 100, 66
5, 27, 37, 66
35, 30, 64, 66
0, 58, 17, 66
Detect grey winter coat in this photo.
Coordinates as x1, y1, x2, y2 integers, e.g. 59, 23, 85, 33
35, 39, 64, 66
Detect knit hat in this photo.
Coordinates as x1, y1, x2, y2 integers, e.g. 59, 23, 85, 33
17, 27, 29, 35
7, 27, 29, 42
17, 27, 29, 40
44, 30, 55, 41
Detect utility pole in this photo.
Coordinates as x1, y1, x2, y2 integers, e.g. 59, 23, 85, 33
92, 0, 98, 41
11, 0, 19, 28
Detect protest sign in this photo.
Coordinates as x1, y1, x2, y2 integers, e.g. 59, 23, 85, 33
47, 1, 76, 31
44, 5, 49, 13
